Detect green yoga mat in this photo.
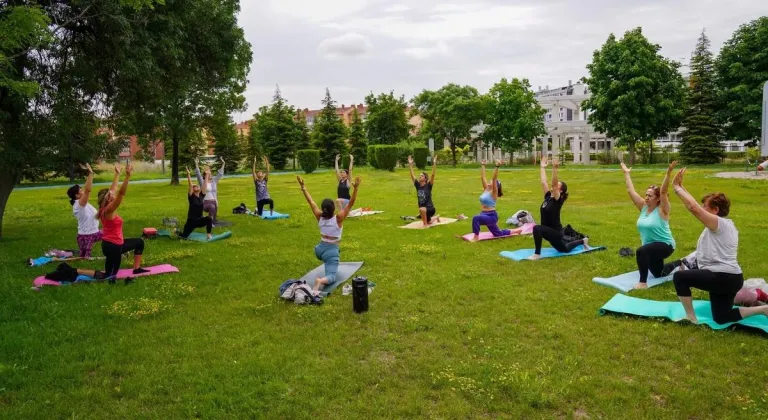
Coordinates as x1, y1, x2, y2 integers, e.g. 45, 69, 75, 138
185, 231, 232, 242
600, 293, 768, 334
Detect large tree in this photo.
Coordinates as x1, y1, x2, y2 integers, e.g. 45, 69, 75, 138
364, 91, 410, 145
412, 84, 485, 166
679, 30, 724, 164
581, 27, 686, 164
481, 78, 546, 163
254, 87, 295, 170
0, 0, 160, 240
207, 112, 241, 173
348, 107, 368, 164
312, 89, 348, 167
715, 16, 768, 145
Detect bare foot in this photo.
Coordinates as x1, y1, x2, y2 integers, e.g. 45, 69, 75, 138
685, 314, 699, 324
207, 234, 212, 240
527, 254, 541, 261
635, 282, 648, 289
470, 235, 479, 242
582, 237, 591, 250
435, 215, 442, 223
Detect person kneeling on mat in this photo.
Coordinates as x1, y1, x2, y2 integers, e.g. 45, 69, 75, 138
96, 163, 149, 284
194, 157, 224, 225
408, 154, 440, 227
253, 156, 274, 216
670, 167, 768, 324
529, 157, 589, 260
335, 153, 354, 210
179, 167, 213, 240
620, 158, 677, 289
297, 175, 361, 295
470, 160, 524, 242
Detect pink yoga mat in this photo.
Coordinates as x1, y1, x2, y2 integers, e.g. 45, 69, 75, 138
32, 264, 179, 288
459, 223, 535, 241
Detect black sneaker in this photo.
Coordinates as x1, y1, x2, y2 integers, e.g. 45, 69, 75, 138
108, 278, 116, 285
124, 277, 135, 285
133, 267, 150, 275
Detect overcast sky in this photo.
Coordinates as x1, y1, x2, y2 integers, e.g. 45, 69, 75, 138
233, 0, 766, 122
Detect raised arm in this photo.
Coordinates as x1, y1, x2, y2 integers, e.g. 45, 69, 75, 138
105, 164, 132, 215
186, 167, 193, 196
263, 156, 270, 180
539, 157, 549, 195
550, 158, 561, 200
334, 154, 341, 181
348, 154, 354, 177
407, 155, 416, 183
491, 160, 500, 198
672, 168, 719, 231
297, 176, 322, 219
480, 159, 488, 189
659, 161, 677, 218
78, 163, 95, 207
216, 157, 225, 181
194, 158, 203, 185
338, 177, 362, 221
620, 160, 644, 211
429, 154, 437, 185
109, 163, 121, 193
252, 157, 258, 182
201, 171, 209, 195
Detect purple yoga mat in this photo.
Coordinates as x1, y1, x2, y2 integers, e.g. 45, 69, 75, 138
459, 223, 535, 241
32, 264, 179, 288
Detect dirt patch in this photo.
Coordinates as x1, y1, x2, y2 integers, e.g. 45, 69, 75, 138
713, 172, 768, 180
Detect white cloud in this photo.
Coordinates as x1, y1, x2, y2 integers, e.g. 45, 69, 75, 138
384, 4, 411, 13
317, 33, 373, 59
396, 41, 452, 60
266, 0, 373, 23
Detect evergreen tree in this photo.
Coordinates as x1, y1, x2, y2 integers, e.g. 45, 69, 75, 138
679, 30, 724, 164
208, 113, 242, 173
292, 110, 312, 169
312, 88, 348, 167
348, 108, 368, 165
261, 87, 296, 170
248, 107, 267, 164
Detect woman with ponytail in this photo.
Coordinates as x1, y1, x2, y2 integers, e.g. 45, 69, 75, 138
297, 174, 362, 294
96, 163, 149, 283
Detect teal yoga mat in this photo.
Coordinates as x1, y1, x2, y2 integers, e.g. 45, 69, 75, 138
186, 231, 232, 242
593, 269, 677, 293
257, 211, 289, 220
499, 245, 605, 261
300, 262, 364, 297
599, 293, 768, 333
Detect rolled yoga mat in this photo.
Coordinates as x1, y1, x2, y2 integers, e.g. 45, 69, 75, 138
599, 293, 768, 334
593, 268, 678, 293
499, 245, 605, 261
400, 217, 457, 229
185, 231, 232, 242
33, 264, 180, 288
300, 262, 364, 297
459, 223, 535, 241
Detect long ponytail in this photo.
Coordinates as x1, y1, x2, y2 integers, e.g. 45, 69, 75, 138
96, 189, 109, 219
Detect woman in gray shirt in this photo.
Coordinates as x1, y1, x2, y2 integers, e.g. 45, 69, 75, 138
671, 168, 768, 324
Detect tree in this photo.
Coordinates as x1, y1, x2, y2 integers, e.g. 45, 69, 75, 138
312, 88, 348, 167
207, 113, 241, 173
581, 27, 686, 164
715, 17, 768, 145
247, 107, 267, 164
679, 30, 724, 164
481, 78, 547, 163
412, 84, 485, 166
348, 107, 368, 164
364, 91, 410, 145
292, 110, 312, 169
256, 87, 295, 170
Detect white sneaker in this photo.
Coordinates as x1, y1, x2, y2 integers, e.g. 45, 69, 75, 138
342, 284, 353, 296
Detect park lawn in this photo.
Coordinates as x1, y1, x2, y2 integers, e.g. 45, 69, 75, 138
1, 166, 767, 419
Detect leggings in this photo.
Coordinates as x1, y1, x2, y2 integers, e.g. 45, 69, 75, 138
203, 201, 218, 222
636, 242, 675, 283
673, 269, 744, 324
472, 210, 511, 236
181, 216, 213, 238
257, 199, 274, 216
102, 238, 144, 278
77, 231, 102, 258
533, 225, 584, 254
314, 242, 340, 284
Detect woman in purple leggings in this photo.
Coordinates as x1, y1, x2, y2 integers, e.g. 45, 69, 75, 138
469, 160, 524, 242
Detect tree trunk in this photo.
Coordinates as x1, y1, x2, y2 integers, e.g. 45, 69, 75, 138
171, 131, 180, 185
628, 142, 636, 166
0, 169, 19, 240
649, 140, 654, 164
450, 139, 457, 167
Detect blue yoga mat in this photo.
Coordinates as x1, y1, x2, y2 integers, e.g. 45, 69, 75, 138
186, 231, 232, 242
300, 262, 364, 297
599, 293, 768, 333
593, 269, 677, 293
499, 245, 605, 261
255, 211, 289, 220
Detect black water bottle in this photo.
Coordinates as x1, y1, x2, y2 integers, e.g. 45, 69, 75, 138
352, 276, 369, 313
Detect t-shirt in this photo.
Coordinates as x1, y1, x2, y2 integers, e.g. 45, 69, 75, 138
696, 217, 741, 274
539, 191, 565, 230
188, 193, 205, 220
255, 178, 270, 201
72, 201, 100, 235
338, 179, 351, 200
759, 160, 768, 170
414, 180, 434, 209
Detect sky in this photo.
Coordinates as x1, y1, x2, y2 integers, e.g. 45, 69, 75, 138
233, 0, 766, 122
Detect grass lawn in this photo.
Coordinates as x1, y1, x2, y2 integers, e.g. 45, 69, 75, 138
1, 166, 767, 419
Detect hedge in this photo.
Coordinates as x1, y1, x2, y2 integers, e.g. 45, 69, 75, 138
367, 145, 379, 169
375, 145, 399, 171
297, 149, 320, 174
413, 146, 429, 169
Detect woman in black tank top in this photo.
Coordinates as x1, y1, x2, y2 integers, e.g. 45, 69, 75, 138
335, 154, 354, 210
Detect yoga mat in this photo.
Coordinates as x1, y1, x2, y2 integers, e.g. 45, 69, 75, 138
33, 264, 179, 288
600, 293, 768, 334
593, 268, 678, 293
348, 209, 384, 218
256, 211, 289, 220
185, 231, 232, 242
214, 220, 233, 227
400, 217, 458, 229
300, 262, 364, 297
459, 223, 535, 241
499, 245, 606, 261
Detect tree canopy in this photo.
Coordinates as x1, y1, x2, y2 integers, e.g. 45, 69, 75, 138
364, 91, 410, 145
481, 78, 546, 161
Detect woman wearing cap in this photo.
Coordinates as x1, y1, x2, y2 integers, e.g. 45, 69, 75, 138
66, 163, 118, 258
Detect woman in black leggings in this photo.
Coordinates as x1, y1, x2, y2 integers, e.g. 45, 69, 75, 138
670, 168, 768, 324
179, 167, 213, 240
529, 157, 589, 260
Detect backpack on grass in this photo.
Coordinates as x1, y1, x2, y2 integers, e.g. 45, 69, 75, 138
278, 279, 323, 305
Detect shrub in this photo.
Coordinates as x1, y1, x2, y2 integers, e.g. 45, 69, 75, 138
436, 146, 463, 164
396, 140, 424, 167
375, 145, 399, 171
297, 149, 320, 174
368, 145, 379, 169
341, 154, 352, 170
413, 146, 429, 169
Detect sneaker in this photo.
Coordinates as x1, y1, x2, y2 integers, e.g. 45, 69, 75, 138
124, 277, 135, 285
342, 284, 353, 296
133, 267, 150, 275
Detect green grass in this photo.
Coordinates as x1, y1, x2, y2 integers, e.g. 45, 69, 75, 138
1, 166, 767, 419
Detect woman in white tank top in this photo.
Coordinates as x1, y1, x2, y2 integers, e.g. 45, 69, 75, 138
297, 175, 362, 295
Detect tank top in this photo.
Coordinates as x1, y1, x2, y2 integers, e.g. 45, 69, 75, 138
337, 179, 351, 200
636, 205, 675, 248
479, 190, 496, 208
100, 211, 124, 245
319, 216, 342, 243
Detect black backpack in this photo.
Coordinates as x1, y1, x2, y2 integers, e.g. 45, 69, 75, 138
232, 203, 248, 214
562, 224, 586, 242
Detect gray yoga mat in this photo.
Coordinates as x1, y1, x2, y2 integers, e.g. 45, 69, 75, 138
300, 262, 364, 296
